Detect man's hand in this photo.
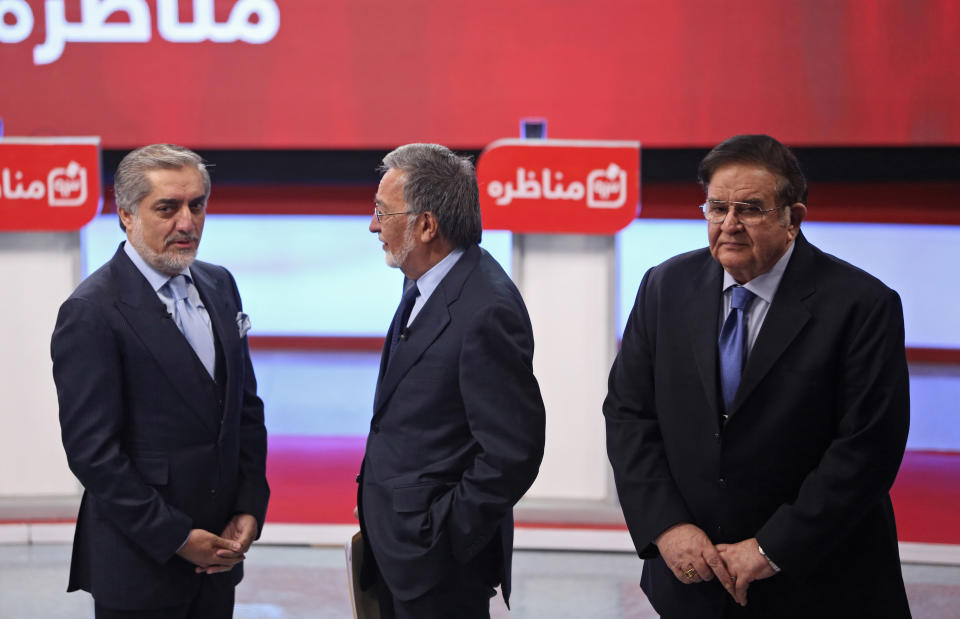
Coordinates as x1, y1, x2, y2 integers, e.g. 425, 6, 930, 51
193, 514, 260, 575
716, 537, 777, 606
655, 523, 736, 598
220, 513, 259, 552
176, 529, 244, 574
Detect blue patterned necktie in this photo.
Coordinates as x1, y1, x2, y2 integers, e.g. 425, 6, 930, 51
718, 285, 756, 412
388, 282, 420, 365
166, 274, 216, 378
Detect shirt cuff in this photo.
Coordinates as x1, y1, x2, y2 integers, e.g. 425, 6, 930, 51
757, 543, 782, 573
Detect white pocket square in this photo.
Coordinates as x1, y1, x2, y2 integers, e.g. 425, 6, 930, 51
236, 312, 251, 338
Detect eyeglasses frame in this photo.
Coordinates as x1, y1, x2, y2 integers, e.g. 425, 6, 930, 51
374, 206, 415, 223
700, 200, 786, 226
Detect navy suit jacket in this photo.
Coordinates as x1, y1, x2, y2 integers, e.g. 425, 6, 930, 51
604, 233, 911, 618
51, 244, 269, 610
358, 244, 545, 603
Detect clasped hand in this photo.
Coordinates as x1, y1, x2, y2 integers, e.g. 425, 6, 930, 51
654, 523, 776, 607
175, 513, 259, 575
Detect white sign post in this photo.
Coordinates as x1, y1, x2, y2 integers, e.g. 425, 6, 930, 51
476, 135, 640, 521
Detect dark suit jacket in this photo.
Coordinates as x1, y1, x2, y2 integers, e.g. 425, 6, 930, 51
358, 244, 545, 603
604, 233, 911, 618
51, 244, 269, 610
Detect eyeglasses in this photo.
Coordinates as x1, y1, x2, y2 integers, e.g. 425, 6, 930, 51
374, 206, 414, 223
700, 200, 784, 226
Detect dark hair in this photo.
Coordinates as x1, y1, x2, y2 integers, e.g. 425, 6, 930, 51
697, 134, 807, 206
380, 143, 481, 247
115, 144, 210, 232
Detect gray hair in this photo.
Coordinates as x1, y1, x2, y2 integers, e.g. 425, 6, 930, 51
115, 144, 211, 231
380, 143, 481, 247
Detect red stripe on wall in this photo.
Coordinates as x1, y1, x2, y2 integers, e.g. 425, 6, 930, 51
248, 336, 960, 365
101, 185, 376, 217
102, 182, 960, 226
249, 336, 384, 352
907, 348, 960, 364
639, 182, 960, 224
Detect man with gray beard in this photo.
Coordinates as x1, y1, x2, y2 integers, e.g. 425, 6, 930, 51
51, 144, 269, 618
357, 143, 545, 618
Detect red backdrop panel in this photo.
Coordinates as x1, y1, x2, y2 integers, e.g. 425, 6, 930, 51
2, 1, 958, 148
0, 138, 101, 231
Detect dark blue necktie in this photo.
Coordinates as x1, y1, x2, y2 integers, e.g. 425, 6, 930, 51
388, 282, 420, 364
718, 286, 756, 411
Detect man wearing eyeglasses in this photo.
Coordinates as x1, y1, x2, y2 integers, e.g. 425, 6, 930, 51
605, 134, 911, 618
357, 143, 546, 619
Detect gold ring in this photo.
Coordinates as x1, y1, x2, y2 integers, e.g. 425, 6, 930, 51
684, 568, 697, 579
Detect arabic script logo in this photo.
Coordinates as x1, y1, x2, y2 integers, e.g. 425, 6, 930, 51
586, 163, 627, 209
0, 0, 281, 65
486, 162, 627, 209
0, 160, 88, 207
48, 161, 88, 206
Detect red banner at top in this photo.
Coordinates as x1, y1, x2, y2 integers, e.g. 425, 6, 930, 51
0, 138, 102, 231
1, 1, 958, 148
477, 139, 639, 235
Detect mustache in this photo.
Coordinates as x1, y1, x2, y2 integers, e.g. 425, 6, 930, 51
164, 232, 200, 247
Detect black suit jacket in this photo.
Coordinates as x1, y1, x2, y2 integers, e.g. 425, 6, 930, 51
51, 244, 269, 610
604, 233, 911, 618
358, 245, 545, 603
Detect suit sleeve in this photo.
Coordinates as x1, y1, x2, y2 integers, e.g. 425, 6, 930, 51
226, 272, 270, 537
756, 288, 909, 578
446, 297, 546, 563
52, 297, 192, 563
603, 267, 693, 558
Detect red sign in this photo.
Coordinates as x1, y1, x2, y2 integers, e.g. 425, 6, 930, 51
0, 138, 101, 231
1, 2, 957, 148
477, 139, 640, 235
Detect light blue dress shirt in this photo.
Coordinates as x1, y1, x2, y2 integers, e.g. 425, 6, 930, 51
405, 247, 465, 327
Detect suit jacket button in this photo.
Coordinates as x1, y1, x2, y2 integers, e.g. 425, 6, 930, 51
713, 432, 721, 441
356, 474, 361, 483
718, 478, 727, 488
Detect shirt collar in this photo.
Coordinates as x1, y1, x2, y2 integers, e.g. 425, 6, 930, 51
123, 240, 192, 292
722, 239, 796, 304
414, 247, 465, 300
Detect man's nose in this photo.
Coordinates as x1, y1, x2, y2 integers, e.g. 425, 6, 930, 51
721, 208, 744, 231
369, 213, 381, 233
174, 205, 195, 230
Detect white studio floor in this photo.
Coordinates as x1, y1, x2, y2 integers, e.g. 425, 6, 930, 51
3, 543, 960, 619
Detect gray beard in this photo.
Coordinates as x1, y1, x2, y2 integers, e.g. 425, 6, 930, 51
385, 220, 416, 269
129, 220, 197, 276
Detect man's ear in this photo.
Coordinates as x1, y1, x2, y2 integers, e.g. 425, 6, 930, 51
118, 208, 134, 233
418, 211, 439, 243
787, 202, 806, 236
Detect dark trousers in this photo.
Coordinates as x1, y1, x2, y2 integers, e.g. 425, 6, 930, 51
376, 563, 496, 619
94, 577, 235, 619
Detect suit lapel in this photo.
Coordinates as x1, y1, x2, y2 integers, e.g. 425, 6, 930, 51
112, 249, 220, 434
373, 245, 480, 415
684, 255, 724, 423
732, 234, 815, 413
372, 278, 408, 408
374, 294, 451, 415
